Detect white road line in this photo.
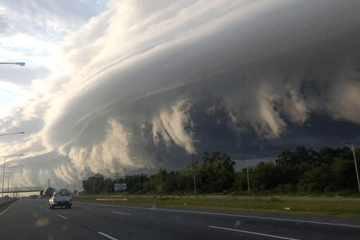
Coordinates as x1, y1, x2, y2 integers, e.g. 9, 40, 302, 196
98, 232, 118, 240
113, 211, 131, 215
46, 209, 50, 212
0, 201, 16, 216
76, 202, 360, 228
58, 214, 68, 220
209, 226, 299, 240
83, 207, 91, 210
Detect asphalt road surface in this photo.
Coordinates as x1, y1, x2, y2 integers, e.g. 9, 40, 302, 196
0, 199, 360, 240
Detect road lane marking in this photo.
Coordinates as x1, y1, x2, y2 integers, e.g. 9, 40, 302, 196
0, 201, 16, 216
76, 202, 360, 228
209, 226, 299, 240
83, 207, 91, 210
98, 232, 118, 240
46, 209, 50, 212
58, 214, 68, 220
113, 211, 131, 215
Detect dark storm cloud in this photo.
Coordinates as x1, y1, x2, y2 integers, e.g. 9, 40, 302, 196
44, 0, 360, 174
2, 0, 360, 188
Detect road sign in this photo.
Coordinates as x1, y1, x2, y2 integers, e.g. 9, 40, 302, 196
114, 183, 127, 191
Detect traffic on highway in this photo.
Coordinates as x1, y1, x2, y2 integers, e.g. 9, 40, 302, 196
1, 199, 360, 240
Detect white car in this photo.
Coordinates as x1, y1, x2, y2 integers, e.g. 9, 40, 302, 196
49, 191, 72, 209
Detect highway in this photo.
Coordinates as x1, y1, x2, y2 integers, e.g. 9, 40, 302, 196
0, 199, 360, 240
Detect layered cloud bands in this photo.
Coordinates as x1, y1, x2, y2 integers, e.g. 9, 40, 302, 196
0, 0, 360, 189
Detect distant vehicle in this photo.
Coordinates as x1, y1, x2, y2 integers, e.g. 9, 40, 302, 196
49, 191, 72, 209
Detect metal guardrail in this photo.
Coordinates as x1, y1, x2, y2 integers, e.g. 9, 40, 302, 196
0, 199, 16, 208
0, 198, 11, 204
0, 187, 43, 193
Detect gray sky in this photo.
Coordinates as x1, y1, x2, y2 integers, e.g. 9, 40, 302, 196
0, 0, 360, 191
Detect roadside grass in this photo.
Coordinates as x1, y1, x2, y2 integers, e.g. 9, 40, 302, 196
0, 200, 16, 214
86, 191, 360, 198
73, 196, 360, 217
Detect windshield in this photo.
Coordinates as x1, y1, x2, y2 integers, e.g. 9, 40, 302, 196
1, 1, 360, 240
53, 191, 69, 197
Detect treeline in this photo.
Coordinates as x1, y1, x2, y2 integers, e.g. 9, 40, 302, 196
82, 174, 114, 194
238, 146, 360, 195
81, 146, 360, 195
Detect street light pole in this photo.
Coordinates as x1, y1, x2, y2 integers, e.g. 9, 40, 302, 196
0, 132, 25, 137
8, 172, 11, 193
0, 62, 25, 66
190, 155, 196, 195
351, 144, 360, 193
193, 158, 196, 195
246, 159, 251, 196
0, 132, 25, 197
11, 176, 24, 198
1, 154, 23, 197
7, 165, 23, 193
2, 157, 6, 198
8, 170, 23, 194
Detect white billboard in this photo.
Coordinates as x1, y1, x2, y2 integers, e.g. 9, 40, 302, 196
114, 183, 127, 191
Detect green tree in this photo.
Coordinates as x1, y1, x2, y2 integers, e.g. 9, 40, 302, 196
234, 168, 248, 192
198, 151, 235, 193
252, 162, 280, 190
276, 149, 293, 166
103, 178, 113, 193
165, 171, 178, 193
142, 168, 168, 193
175, 168, 193, 193
331, 149, 360, 192
82, 173, 105, 194
297, 164, 334, 193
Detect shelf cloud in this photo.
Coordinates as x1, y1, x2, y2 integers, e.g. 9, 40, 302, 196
0, 0, 359, 189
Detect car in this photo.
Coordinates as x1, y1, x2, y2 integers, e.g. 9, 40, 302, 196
49, 191, 72, 209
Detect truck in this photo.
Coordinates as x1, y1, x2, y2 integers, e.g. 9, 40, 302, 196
49, 191, 72, 209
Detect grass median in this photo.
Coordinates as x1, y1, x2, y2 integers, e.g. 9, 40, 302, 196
73, 195, 360, 218
0, 199, 17, 213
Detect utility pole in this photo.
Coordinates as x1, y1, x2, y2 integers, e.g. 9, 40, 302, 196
2, 157, 6, 197
192, 155, 196, 195
139, 174, 141, 195
48, 179, 50, 188
12, 180, 16, 198
7, 171, 11, 193
351, 144, 360, 193
113, 173, 120, 193
246, 159, 250, 195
